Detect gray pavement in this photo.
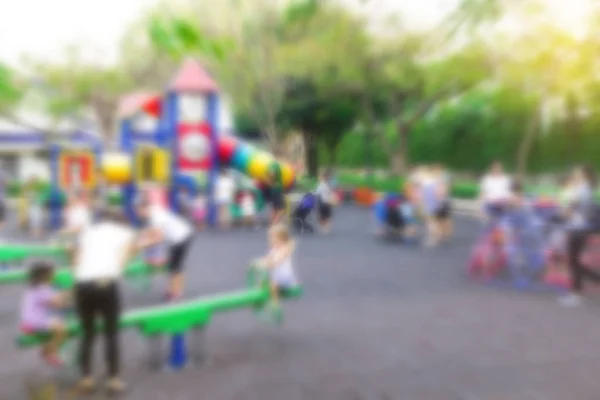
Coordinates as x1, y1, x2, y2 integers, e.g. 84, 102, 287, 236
0, 206, 599, 399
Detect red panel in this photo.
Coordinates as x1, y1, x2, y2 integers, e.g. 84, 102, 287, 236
177, 122, 211, 171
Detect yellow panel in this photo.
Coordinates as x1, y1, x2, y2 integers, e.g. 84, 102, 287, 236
153, 149, 170, 183
134, 147, 170, 184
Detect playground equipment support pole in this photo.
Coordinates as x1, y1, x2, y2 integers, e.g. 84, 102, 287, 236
120, 118, 139, 225
49, 144, 62, 230
165, 91, 181, 213
207, 92, 220, 227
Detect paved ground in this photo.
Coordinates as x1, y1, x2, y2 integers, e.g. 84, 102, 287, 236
1, 207, 600, 399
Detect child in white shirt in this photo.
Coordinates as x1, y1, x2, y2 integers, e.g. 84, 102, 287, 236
254, 224, 298, 313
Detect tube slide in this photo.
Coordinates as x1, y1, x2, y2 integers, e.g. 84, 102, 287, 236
217, 137, 295, 190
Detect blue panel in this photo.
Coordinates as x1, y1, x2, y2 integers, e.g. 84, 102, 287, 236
206, 93, 219, 227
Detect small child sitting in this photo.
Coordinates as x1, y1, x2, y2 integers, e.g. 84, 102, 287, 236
253, 224, 299, 316
240, 190, 257, 228
20, 261, 69, 366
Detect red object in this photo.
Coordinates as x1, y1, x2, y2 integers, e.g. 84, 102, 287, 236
142, 95, 162, 118
118, 92, 159, 118
169, 58, 218, 93
217, 136, 237, 164
178, 122, 211, 171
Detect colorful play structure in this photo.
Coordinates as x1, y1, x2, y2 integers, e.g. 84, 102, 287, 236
46, 58, 295, 227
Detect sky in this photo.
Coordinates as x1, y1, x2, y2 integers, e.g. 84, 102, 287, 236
0, 0, 594, 67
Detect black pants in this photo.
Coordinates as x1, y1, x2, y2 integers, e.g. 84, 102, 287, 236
168, 237, 193, 274
75, 281, 121, 377
568, 229, 600, 292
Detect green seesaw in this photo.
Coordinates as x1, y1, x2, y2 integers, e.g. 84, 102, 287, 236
0, 261, 162, 289
15, 268, 303, 370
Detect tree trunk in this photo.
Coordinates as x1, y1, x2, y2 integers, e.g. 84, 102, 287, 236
390, 125, 409, 175
302, 131, 318, 178
327, 143, 337, 168
516, 110, 539, 182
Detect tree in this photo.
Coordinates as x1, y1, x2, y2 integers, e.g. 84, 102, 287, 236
278, 76, 361, 176
144, 0, 285, 151
363, 36, 489, 173
0, 62, 24, 120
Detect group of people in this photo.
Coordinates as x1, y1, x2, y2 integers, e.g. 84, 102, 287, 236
381, 164, 452, 246
17, 180, 299, 394
477, 161, 600, 307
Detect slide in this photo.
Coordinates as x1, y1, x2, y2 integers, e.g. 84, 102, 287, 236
216, 137, 295, 190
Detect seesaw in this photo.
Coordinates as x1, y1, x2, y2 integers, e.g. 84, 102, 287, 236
0, 261, 162, 289
16, 268, 303, 370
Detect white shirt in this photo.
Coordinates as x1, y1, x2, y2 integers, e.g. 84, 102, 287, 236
269, 248, 298, 287
149, 206, 193, 245
66, 205, 92, 230
316, 181, 334, 204
480, 174, 512, 203
215, 175, 235, 203
75, 222, 135, 282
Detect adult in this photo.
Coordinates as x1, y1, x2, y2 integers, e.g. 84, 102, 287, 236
558, 165, 598, 307
315, 172, 335, 234
137, 200, 194, 299
215, 169, 235, 229
264, 166, 286, 225
478, 161, 512, 219
419, 165, 443, 248
432, 164, 453, 242
73, 209, 137, 394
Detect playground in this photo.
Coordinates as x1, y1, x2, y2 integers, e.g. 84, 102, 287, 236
0, 208, 599, 399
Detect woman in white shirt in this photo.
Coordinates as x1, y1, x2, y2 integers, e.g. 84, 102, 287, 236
215, 169, 236, 229
73, 209, 137, 395
479, 161, 512, 219
137, 200, 194, 300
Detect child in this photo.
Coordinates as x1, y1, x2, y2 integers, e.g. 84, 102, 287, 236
240, 189, 257, 228
254, 224, 299, 314
20, 261, 68, 366
192, 193, 207, 230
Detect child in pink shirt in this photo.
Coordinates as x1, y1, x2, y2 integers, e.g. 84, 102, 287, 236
20, 261, 69, 366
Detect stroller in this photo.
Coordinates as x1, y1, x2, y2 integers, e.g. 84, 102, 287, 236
292, 193, 317, 234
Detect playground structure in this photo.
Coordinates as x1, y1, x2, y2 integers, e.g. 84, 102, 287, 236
15, 267, 303, 370
45, 58, 296, 227
0, 244, 66, 265
116, 58, 295, 225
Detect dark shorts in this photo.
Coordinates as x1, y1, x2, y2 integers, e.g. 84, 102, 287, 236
436, 201, 451, 220
318, 202, 332, 221
271, 191, 286, 211
0, 201, 5, 222
385, 207, 404, 229
167, 236, 193, 274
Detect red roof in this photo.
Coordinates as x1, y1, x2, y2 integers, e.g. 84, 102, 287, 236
118, 92, 161, 118
169, 58, 218, 93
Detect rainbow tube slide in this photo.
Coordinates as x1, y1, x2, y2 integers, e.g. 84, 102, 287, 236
216, 137, 295, 189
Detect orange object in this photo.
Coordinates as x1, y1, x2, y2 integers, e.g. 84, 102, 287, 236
353, 187, 377, 206
58, 150, 95, 190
